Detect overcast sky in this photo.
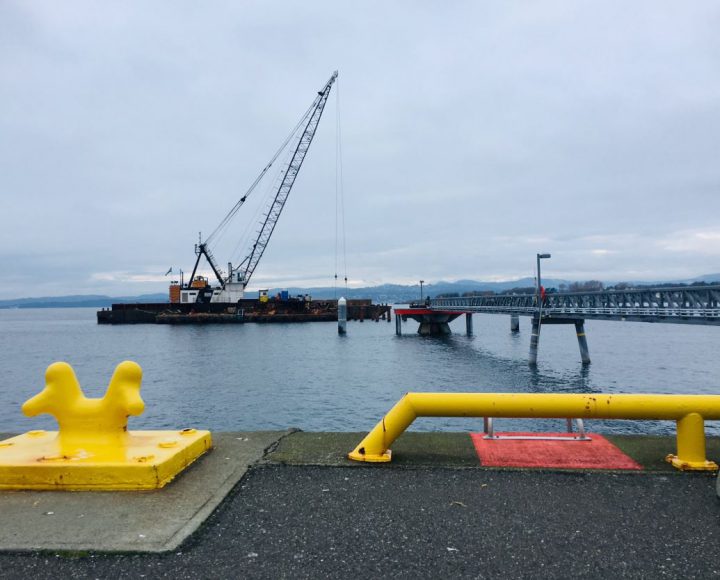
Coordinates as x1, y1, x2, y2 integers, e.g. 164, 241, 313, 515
1, 1, 719, 299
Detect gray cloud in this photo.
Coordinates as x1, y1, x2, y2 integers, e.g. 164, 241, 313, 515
1, 1, 719, 298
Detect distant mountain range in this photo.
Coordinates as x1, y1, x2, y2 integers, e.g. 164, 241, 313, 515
2, 274, 719, 309
0, 294, 173, 309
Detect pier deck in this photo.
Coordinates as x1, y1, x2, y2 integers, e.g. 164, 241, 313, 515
0, 431, 718, 577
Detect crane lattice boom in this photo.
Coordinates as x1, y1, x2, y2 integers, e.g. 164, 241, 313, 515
237, 71, 337, 286
182, 71, 338, 303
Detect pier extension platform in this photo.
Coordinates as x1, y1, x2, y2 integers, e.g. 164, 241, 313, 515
0, 430, 719, 578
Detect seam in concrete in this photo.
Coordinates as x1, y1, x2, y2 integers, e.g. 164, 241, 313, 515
0, 431, 292, 555
155, 430, 300, 553
178, 429, 304, 553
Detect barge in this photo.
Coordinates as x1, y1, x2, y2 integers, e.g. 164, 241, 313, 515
97, 297, 391, 325
97, 73, 378, 328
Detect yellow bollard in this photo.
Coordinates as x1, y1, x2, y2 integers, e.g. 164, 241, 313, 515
0, 361, 212, 490
22, 361, 145, 452
348, 392, 720, 470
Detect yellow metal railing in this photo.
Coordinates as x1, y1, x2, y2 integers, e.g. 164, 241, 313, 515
347, 393, 720, 470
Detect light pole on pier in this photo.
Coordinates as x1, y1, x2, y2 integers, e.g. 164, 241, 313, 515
536, 253, 551, 306
530, 253, 551, 366
419, 280, 425, 302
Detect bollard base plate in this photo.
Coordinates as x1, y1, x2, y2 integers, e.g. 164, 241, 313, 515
347, 449, 392, 463
0, 429, 212, 490
665, 454, 719, 471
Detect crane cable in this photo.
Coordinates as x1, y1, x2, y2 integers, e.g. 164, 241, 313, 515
334, 77, 348, 297
228, 138, 298, 268
205, 100, 318, 250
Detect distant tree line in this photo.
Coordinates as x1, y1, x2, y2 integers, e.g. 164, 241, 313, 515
558, 280, 604, 292
604, 280, 713, 291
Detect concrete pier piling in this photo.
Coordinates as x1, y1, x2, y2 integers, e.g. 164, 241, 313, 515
575, 320, 591, 364
528, 317, 590, 365
337, 297, 347, 335
393, 308, 463, 336
418, 321, 451, 335
510, 315, 520, 332
465, 313, 473, 336
528, 316, 541, 365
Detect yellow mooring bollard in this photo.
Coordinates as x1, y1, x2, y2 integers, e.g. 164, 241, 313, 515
347, 392, 720, 470
0, 361, 212, 490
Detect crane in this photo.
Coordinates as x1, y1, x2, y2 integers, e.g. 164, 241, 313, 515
180, 71, 338, 304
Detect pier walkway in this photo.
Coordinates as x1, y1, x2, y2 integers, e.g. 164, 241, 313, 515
0, 430, 719, 578
432, 284, 720, 325
396, 285, 720, 364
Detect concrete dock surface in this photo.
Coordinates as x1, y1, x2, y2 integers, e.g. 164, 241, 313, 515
0, 431, 719, 578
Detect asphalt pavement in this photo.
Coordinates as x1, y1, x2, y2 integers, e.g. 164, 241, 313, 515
0, 431, 719, 579
0, 465, 719, 578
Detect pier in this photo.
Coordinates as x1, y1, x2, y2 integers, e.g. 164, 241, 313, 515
0, 429, 719, 577
396, 284, 720, 365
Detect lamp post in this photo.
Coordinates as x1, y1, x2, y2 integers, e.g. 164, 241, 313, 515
419, 280, 425, 302
536, 253, 551, 305
530, 253, 551, 366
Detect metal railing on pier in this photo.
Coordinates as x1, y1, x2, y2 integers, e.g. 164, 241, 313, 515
431, 285, 720, 325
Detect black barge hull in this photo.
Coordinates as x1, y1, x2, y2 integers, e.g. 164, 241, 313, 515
97, 299, 391, 325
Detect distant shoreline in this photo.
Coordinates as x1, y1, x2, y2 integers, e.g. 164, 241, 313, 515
1, 275, 718, 310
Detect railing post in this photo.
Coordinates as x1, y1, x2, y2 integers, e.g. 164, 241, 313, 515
668, 412, 718, 470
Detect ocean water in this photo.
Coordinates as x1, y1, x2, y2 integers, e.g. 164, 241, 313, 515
0, 308, 718, 436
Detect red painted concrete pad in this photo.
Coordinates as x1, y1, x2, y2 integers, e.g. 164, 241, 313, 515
470, 432, 643, 470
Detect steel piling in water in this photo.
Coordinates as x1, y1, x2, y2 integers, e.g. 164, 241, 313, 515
528, 316, 541, 365
575, 320, 591, 364
337, 297, 347, 335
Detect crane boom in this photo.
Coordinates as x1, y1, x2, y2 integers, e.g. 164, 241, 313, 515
236, 71, 338, 286
181, 71, 338, 304
188, 240, 224, 288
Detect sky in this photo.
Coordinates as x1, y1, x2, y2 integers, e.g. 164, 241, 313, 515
1, 1, 719, 299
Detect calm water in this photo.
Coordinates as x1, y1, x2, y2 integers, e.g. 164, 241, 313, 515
0, 308, 718, 436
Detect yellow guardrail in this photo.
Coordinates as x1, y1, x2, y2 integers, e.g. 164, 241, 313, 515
347, 393, 720, 470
